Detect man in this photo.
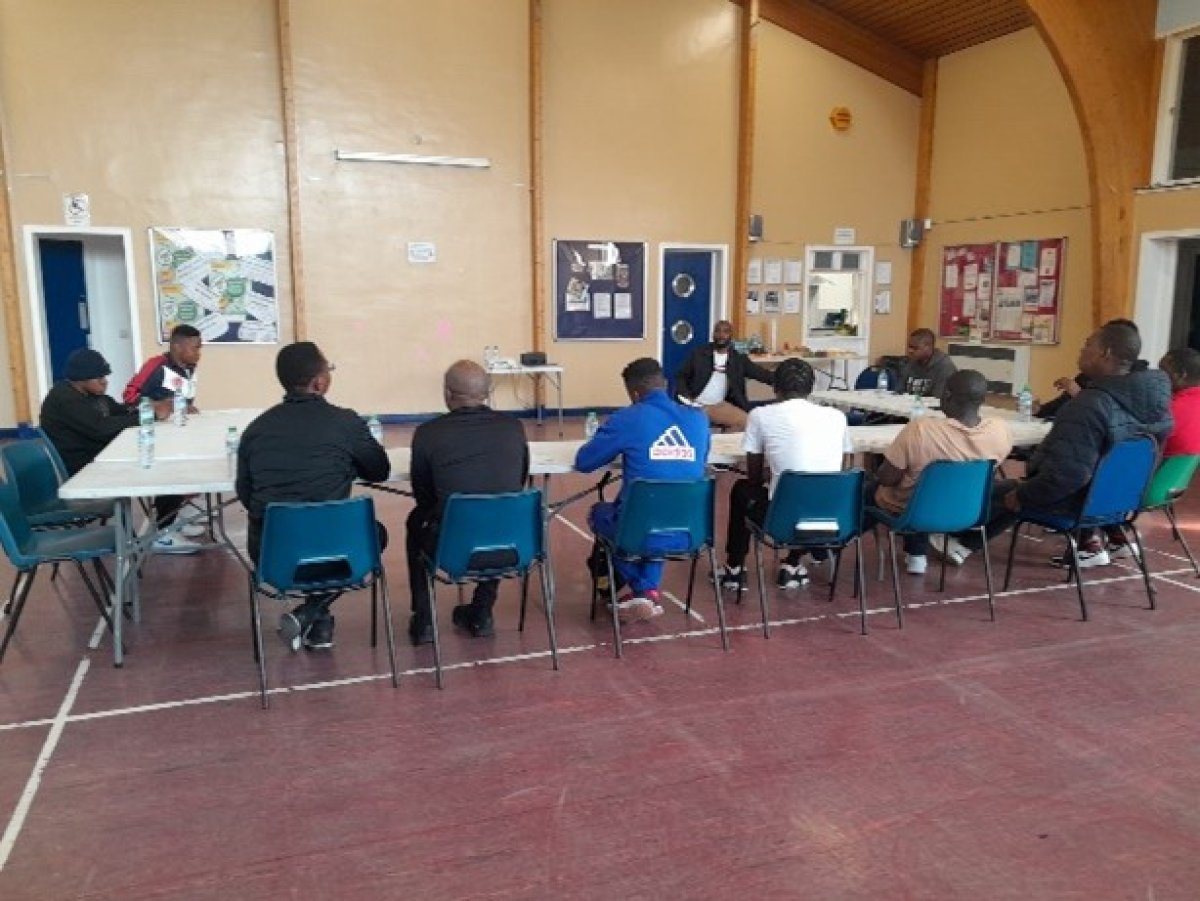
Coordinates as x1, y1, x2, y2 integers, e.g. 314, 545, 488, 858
674, 320, 775, 430
407, 360, 528, 644
988, 322, 1172, 568
41, 347, 171, 474
1036, 319, 1144, 420
236, 341, 390, 650
1159, 347, 1200, 457
719, 358, 850, 591
895, 328, 957, 398
871, 369, 1012, 574
577, 357, 710, 621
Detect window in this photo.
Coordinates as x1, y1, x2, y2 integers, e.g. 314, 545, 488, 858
1155, 31, 1200, 184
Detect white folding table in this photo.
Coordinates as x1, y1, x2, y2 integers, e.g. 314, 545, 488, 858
486, 363, 565, 436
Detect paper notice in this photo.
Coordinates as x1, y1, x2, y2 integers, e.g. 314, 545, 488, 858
962, 291, 977, 318
1006, 244, 1022, 268
747, 259, 763, 285
993, 289, 1024, 335
246, 291, 278, 324
977, 272, 992, 301
613, 293, 632, 319
175, 256, 209, 288
763, 259, 783, 284
874, 261, 892, 285
195, 312, 230, 342
240, 256, 277, 287
873, 289, 891, 315
747, 292, 761, 315
963, 264, 979, 291
1018, 270, 1037, 289
944, 264, 959, 290
593, 292, 612, 319
238, 321, 277, 343
564, 277, 590, 312
783, 289, 801, 314
1039, 247, 1058, 277
783, 259, 803, 284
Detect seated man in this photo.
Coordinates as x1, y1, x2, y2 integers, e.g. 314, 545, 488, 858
983, 322, 1173, 568
1159, 347, 1200, 457
871, 369, 1012, 573
40, 347, 170, 475
236, 341, 391, 650
406, 360, 529, 644
719, 358, 851, 591
577, 357, 710, 622
1036, 319, 1145, 420
895, 328, 957, 398
673, 320, 774, 430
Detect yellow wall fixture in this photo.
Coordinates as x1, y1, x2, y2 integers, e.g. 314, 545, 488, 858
829, 106, 853, 131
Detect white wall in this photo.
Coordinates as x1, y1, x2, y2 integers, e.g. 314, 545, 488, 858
1158, 0, 1200, 36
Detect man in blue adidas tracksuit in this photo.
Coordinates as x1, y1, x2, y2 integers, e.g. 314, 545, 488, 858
575, 357, 711, 622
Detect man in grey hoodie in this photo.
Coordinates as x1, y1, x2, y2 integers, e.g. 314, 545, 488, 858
896, 328, 957, 398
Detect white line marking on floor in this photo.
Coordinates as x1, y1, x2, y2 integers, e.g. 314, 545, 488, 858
554, 514, 591, 542
86, 615, 106, 651
660, 590, 705, 623
0, 657, 90, 871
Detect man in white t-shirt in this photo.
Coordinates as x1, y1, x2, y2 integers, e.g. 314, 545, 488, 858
720, 358, 851, 591
674, 321, 776, 430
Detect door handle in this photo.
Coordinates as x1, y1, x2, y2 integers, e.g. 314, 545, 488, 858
78, 301, 89, 332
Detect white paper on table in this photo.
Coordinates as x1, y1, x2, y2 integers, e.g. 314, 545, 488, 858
783, 259, 803, 284
963, 263, 979, 291
874, 261, 892, 285
1006, 244, 1022, 268
1039, 247, 1058, 277
962, 291, 977, 317
747, 259, 763, 285
195, 312, 230, 341
783, 289, 801, 314
613, 293, 632, 319
944, 264, 959, 289
763, 259, 783, 284
593, 292, 612, 319
977, 272, 992, 300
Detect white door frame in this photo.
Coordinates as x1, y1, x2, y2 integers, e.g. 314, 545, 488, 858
1134, 227, 1200, 366
22, 225, 142, 400
656, 242, 729, 363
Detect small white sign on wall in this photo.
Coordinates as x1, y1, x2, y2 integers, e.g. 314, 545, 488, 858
833, 226, 856, 246
407, 241, 437, 264
63, 193, 90, 226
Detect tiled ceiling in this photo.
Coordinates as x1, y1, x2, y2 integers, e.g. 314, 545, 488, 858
804, 0, 1032, 58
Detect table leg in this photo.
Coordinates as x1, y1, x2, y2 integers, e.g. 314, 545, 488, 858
555, 371, 564, 437
210, 492, 252, 573
111, 498, 133, 667
532, 373, 544, 426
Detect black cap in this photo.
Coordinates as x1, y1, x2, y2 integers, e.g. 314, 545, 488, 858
65, 348, 111, 381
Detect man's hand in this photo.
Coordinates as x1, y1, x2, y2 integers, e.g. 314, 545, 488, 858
1003, 489, 1021, 512
1053, 377, 1081, 397
151, 399, 173, 421
187, 403, 200, 414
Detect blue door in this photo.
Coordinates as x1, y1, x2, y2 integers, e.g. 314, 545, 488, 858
39, 239, 90, 381
661, 250, 715, 393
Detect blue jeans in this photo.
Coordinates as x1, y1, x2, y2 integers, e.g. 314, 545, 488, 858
590, 501, 690, 594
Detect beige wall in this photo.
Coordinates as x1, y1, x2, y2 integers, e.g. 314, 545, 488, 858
1134, 185, 1200, 233
923, 28, 1091, 398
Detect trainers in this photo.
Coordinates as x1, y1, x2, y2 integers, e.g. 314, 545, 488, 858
776, 563, 809, 589
279, 604, 320, 651
304, 614, 335, 650
905, 554, 928, 575
152, 534, 202, 555
1106, 541, 1140, 560
451, 604, 496, 638
408, 615, 434, 647
178, 521, 209, 539
611, 590, 664, 623
720, 565, 748, 591
929, 533, 972, 567
1050, 547, 1111, 569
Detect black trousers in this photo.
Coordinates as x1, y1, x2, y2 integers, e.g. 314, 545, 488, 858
723, 479, 804, 568
406, 506, 498, 622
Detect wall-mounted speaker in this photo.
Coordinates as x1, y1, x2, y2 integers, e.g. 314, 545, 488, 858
748, 214, 763, 243
899, 218, 924, 249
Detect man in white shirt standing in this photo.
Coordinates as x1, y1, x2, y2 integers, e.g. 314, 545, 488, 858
674, 320, 776, 430
720, 358, 851, 591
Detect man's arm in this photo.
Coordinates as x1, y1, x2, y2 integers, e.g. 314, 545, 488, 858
410, 430, 436, 511
875, 459, 904, 487
235, 436, 253, 509
349, 416, 390, 483
741, 355, 776, 387
60, 395, 137, 446
673, 349, 698, 401
1016, 400, 1106, 509
927, 354, 958, 398
574, 415, 625, 472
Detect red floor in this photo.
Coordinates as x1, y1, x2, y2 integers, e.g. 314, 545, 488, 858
2, 421, 1200, 898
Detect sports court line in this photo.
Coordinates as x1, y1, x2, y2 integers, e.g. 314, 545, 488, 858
0, 657, 90, 871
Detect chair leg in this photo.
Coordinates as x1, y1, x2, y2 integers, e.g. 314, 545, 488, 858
1164, 505, 1200, 577
370, 579, 378, 648
708, 547, 729, 652
519, 570, 530, 632
605, 550, 623, 659
938, 542, 947, 592
979, 526, 996, 622
875, 524, 886, 582
540, 561, 560, 671
247, 575, 268, 709
0, 569, 37, 663
72, 560, 114, 633
426, 572, 445, 688
5, 568, 19, 616
589, 543, 603, 622
685, 556, 698, 614
1065, 533, 1089, 621
50, 561, 61, 583
1003, 521, 1022, 591
886, 533, 904, 628
1125, 522, 1156, 610
378, 572, 399, 688
752, 539, 770, 639
828, 548, 842, 602
855, 537, 868, 636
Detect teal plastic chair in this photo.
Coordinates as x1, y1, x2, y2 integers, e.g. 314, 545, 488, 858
250, 497, 398, 708
748, 469, 868, 636
0, 474, 117, 663
1137, 454, 1200, 577
0, 439, 113, 529
1005, 436, 1157, 620
592, 478, 729, 658
867, 459, 997, 627
421, 489, 559, 688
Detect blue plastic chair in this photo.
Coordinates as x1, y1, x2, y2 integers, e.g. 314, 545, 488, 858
591, 478, 729, 658
422, 489, 559, 688
1003, 436, 1157, 620
250, 497, 398, 708
866, 459, 997, 627
0, 439, 113, 529
0, 474, 118, 662
748, 470, 869, 636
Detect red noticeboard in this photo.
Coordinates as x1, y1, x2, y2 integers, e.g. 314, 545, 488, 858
938, 243, 997, 341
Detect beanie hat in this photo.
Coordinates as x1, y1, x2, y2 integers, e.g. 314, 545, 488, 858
65, 348, 111, 381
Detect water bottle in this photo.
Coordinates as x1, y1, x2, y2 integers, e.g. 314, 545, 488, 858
1017, 385, 1034, 422
584, 411, 599, 439
224, 426, 239, 458
875, 368, 889, 395
172, 389, 187, 426
137, 425, 155, 469
137, 396, 153, 428
910, 394, 926, 419
367, 414, 384, 444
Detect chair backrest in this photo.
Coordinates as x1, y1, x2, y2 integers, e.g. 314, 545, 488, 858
0, 473, 36, 566
897, 459, 995, 534
0, 439, 64, 517
29, 427, 69, 482
854, 368, 880, 390
1142, 453, 1200, 510
257, 496, 381, 592
613, 478, 714, 559
1079, 435, 1158, 525
763, 469, 864, 546
432, 489, 544, 581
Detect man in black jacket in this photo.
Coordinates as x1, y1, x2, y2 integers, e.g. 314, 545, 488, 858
406, 360, 529, 645
673, 320, 775, 430
237, 341, 390, 650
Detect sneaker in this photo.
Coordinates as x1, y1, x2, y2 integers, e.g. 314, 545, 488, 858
610, 590, 664, 624
279, 604, 320, 651
776, 563, 809, 589
178, 521, 209, 539
303, 614, 335, 650
1050, 547, 1111, 569
720, 565, 748, 591
451, 604, 495, 638
408, 615, 434, 647
152, 534, 202, 555
929, 533, 972, 567
1106, 540, 1140, 560
905, 554, 928, 575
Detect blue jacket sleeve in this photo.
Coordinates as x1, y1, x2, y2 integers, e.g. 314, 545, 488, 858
574, 416, 626, 473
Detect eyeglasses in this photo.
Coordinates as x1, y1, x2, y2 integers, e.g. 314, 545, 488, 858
325, 362, 337, 372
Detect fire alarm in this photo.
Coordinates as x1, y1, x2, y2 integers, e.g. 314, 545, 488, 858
829, 106, 853, 132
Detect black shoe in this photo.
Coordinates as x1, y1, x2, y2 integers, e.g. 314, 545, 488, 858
408, 615, 434, 647
452, 604, 495, 638
719, 565, 747, 592
279, 603, 320, 651
304, 614, 335, 650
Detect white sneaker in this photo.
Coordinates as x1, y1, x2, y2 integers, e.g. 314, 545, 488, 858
1106, 541, 1140, 560
929, 533, 972, 566
179, 521, 209, 539
905, 554, 928, 575
1050, 547, 1111, 569
152, 534, 203, 555
776, 562, 809, 589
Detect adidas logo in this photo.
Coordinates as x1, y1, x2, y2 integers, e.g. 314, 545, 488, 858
649, 425, 696, 461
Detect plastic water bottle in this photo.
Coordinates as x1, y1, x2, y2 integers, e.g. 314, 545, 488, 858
367, 414, 384, 444
224, 426, 239, 458
875, 368, 889, 395
584, 411, 599, 439
910, 394, 926, 418
137, 397, 153, 429
1017, 385, 1034, 422
172, 389, 187, 426
137, 425, 155, 469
